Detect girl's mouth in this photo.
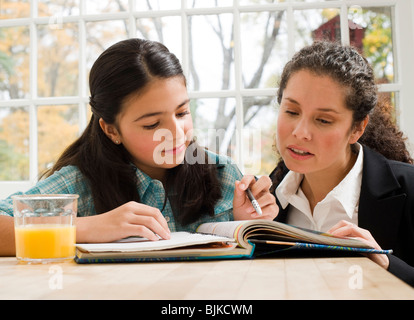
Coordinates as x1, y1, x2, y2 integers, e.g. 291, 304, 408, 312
164, 143, 186, 155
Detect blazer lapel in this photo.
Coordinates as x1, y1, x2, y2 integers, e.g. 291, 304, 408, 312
358, 146, 406, 250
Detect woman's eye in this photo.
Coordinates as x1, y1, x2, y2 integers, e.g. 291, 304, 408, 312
317, 118, 332, 125
285, 110, 298, 116
177, 110, 190, 118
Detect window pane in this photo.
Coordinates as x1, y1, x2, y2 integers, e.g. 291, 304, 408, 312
294, 8, 340, 51
38, 0, 80, 17
191, 98, 236, 159
293, 0, 331, 2
351, 6, 395, 83
0, 107, 30, 180
37, 23, 78, 97
243, 97, 277, 175
136, 0, 181, 11
187, 0, 233, 8
37, 105, 79, 173
188, 14, 234, 91
379, 91, 399, 124
136, 17, 182, 61
86, 20, 129, 70
240, 0, 284, 4
241, 10, 287, 89
0, 0, 30, 19
0, 26, 30, 99
86, 0, 129, 14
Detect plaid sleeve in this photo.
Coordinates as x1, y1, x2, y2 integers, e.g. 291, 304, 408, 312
203, 150, 243, 216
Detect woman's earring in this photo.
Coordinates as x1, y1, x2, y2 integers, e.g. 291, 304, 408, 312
115, 140, 120, 145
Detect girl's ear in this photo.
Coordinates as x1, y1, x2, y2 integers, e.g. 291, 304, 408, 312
349, 115, 369, 144
99, 118, 122, 145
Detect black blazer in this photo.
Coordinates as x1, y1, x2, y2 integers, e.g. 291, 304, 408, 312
271, 145, 414, 286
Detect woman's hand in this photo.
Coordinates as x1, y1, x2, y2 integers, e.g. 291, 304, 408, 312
328, 220, 389, 269
76, 201, 171, 243
233, 175, 278, 221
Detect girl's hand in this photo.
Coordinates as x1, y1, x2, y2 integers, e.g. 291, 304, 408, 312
76, 201, 171, 243
328, 220, 389, 269
233, 175, 278, 221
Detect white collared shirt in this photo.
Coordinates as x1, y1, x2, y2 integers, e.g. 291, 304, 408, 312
275, 144, 364, 232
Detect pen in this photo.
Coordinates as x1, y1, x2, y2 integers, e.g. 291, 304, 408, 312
245, 187, 262, 216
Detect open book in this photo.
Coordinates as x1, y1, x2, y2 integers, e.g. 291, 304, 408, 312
75, 220, 392, 263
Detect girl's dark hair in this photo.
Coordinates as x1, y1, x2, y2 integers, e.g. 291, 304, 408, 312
271, 41, 413, 189
42, 38, 222, 226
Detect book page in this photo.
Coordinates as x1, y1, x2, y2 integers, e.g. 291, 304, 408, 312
77, 232, 232, 253
197, 221, 246, 240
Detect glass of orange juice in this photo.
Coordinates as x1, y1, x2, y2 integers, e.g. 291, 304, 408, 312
12, 194, 78, 264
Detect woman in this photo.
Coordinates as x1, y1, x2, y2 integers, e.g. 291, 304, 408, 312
270, 41, 414, 286
0, 38, 277, 255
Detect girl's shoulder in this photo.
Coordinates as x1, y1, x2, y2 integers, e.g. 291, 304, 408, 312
204, 149, 235, 167
44, 165, 85, 184
36, 165, 89, 194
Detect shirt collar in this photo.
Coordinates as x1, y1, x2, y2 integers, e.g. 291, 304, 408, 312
329, 144, 363, 219
276, 143, 364, 220
133, 166, 163, 200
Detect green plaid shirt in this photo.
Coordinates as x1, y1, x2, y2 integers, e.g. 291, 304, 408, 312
0, 151, 242, 232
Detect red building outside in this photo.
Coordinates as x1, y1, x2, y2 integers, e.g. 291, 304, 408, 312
312, 15, 365, 52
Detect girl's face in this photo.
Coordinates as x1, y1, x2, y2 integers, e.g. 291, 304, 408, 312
101, 76, 192, 180
276, 70, 365, 178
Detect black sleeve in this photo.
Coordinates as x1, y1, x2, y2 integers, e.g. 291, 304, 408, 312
387, 254, 414, 287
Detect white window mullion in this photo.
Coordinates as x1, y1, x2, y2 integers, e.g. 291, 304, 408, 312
181, 0, 189, 77
233, 0, 245, 172
128, 0, 137, 38
394, 0, 414, 152
29, 0, 39, 184
286, 2, 295, 59
340, 3, 350, 46
78, 0, 87, 133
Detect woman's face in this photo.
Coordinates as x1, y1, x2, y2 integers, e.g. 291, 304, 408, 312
276, 69, 364, 177
102, 76, 193, 180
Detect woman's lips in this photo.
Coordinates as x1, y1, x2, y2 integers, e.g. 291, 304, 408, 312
287, 146, 314, 160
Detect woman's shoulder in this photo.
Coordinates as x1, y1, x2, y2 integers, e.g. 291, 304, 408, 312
387, 159, 414, 183
363, 145, 414, 190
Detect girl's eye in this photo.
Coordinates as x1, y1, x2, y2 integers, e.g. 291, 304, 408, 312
143, 122, 159, 130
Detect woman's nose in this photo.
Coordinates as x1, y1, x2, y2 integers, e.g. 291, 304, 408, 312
292, 119, 312, 141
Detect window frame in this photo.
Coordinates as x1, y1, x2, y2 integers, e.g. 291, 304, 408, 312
0, 0, 413, 197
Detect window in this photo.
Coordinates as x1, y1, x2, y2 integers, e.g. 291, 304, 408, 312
1, 0, 413, 197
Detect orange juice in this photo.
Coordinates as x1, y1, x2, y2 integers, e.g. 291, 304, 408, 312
15, 224, 76, 261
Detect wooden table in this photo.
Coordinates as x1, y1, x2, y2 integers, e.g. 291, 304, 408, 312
1, 256, 413, 300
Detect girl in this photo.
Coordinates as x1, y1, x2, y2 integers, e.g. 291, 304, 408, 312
270, 41, 414, 286
0, 38, 277, 255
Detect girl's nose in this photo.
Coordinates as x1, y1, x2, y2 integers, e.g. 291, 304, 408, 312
166, 118, 185, 142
